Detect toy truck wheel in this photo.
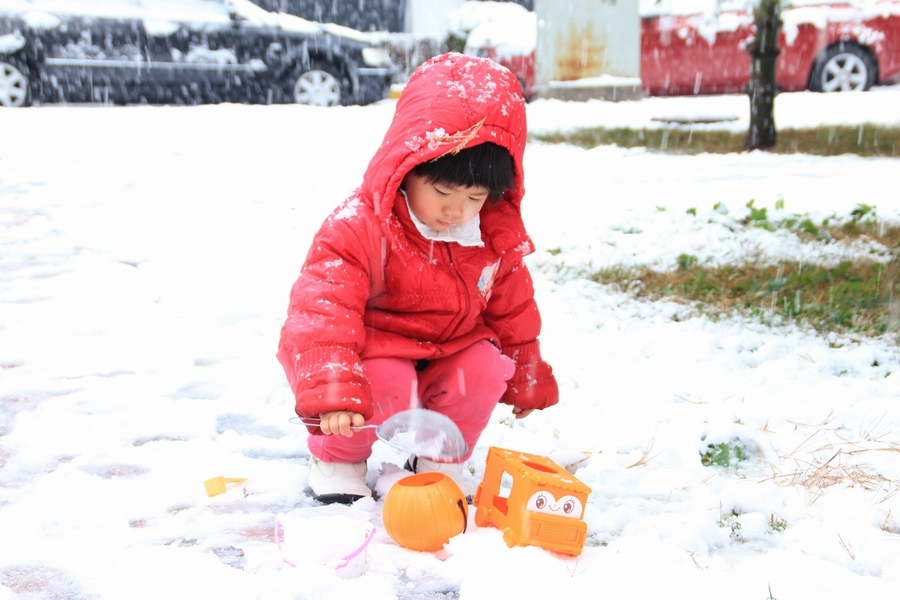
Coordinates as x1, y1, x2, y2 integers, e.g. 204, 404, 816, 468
473, 507, 489, 528
502, 527, 517, 548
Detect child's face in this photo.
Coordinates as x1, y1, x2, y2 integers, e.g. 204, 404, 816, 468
404, 172, 489, 231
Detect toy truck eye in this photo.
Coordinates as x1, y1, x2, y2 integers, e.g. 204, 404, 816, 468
555, 495, 584, 519
534, 494, 547, 509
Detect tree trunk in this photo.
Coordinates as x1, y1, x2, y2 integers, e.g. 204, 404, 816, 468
746, 0, 782, 150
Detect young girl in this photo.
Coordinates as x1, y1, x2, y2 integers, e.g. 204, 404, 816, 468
277, 53, 558, 504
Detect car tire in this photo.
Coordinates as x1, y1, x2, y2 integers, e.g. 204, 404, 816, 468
809, 43, 877, 92
0, 57, 31, 107
289, 60, 347, 106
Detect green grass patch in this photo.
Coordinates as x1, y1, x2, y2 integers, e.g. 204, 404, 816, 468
702, 442, 748, 467
590, 259, 900, 336
565, 204, 900, 337
530, 124, 900, 157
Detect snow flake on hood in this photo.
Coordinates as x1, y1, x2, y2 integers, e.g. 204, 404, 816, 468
405, 127, 451, 152
331, 197, 362, 221
322, 259, 344, 270
444, 63, 502, 103
404, 117, 486, 155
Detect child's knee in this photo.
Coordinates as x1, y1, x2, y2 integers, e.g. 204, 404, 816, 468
468, 340, 515, 381
363, 357, 418, 412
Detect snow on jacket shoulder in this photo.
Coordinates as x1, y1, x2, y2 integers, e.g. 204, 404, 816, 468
277, 53, 558, 420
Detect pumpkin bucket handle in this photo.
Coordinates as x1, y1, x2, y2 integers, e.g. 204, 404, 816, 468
457, 498, 468, 534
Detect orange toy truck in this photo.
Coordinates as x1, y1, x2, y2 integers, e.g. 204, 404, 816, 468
473, 446, 592, 556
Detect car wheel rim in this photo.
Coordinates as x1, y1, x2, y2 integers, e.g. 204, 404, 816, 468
821, 52, 868, 92
293, 69, 341, 106
0, 62, 28, 107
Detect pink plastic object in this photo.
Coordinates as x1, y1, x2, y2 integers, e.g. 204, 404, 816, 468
274, 516, 376, 576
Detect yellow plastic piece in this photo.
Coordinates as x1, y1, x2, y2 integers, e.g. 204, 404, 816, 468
204, 476, 247, 497
473, 447, 592, 556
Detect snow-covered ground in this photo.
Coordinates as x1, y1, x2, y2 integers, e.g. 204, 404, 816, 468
2, 87, 899, 599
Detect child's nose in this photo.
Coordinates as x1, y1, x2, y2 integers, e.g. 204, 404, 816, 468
444, 201, 462, 218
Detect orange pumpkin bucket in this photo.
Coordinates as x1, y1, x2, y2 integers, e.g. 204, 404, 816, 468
382, 472, 468, 552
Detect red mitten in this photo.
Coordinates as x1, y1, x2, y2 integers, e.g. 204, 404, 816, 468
500, 341, 559, 410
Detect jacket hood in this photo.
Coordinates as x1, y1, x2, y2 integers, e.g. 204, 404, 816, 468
360, 52, 527, 219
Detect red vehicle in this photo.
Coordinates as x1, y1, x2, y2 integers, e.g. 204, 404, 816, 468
471, 45, 537, 101
467, 0, 900, 96
642, 0, 900, 95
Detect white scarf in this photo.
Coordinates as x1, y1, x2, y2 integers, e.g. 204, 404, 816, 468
401, 190, 484, 247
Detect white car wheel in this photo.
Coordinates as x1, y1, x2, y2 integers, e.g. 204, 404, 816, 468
0, 60, 29, 107
292, 68, 342, 106
812, 45, 875, 92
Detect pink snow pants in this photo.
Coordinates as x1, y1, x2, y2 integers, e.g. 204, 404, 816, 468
308, 340, 515, 464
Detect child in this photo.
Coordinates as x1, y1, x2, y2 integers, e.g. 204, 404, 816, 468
277, 53, 558, 504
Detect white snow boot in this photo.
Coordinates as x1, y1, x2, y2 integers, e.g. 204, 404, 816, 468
308, 456, 372, 505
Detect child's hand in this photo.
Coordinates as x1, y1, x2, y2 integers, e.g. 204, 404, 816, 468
319, 411, 366, 437
512, 406, 534, 419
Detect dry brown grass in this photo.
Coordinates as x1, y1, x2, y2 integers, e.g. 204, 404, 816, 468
762, 425, 899, 506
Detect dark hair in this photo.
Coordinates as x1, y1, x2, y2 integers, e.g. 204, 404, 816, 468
411, 142, 514, 203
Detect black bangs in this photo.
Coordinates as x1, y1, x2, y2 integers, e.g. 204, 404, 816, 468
411, 142, 515, 203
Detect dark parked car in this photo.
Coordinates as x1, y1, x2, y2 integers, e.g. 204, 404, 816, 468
0, 0, 395, 107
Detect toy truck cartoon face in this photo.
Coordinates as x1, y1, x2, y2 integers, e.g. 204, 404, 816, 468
473, 447, 592, 556
525, 490, 584, 519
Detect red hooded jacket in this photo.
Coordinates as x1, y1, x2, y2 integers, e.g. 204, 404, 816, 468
277, 53, 558, 420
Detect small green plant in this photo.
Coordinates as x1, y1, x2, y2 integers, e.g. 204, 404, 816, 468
677, 253, 698, 271
546, 247, 562, 256
701, 442, 747, 467
798, 218, 819, 235
850, 203, 875, 221
686, 207, 697, 216
717, 507, 743, 539
743, 199, 769, 225
769, 513, 788, 533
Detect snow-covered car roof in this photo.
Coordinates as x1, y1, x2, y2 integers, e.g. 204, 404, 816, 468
0, 0, 383, 44
638, 0, 900, 18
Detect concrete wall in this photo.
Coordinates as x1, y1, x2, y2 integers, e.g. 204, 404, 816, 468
405, 0, 464, 36
534, 0, 640, 100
